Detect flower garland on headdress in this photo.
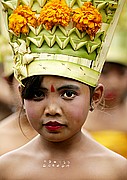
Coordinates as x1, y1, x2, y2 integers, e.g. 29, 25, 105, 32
38, 0, 71, 30
9, 5, 37, 35
8, 0, 102, 40
72, 2, 102, 40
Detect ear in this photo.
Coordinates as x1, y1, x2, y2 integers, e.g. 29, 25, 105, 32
90, 83, 104, 111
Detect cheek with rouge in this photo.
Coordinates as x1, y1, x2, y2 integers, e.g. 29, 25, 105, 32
24, 101, 42, 121
68, 101, 89, 125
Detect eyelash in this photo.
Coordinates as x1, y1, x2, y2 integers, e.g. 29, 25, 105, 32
32, 90, 45, 101
61, 90, 77, 100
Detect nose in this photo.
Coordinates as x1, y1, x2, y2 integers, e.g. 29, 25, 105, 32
44, 99, 62, 117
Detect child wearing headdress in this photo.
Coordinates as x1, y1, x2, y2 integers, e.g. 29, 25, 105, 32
0, 0, 127, 179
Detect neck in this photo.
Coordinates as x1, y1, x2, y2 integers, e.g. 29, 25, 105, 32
37, 131, 85, 157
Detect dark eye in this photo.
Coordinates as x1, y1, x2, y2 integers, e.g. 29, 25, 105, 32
33, 90, 45, 101
61, 90, 77, 100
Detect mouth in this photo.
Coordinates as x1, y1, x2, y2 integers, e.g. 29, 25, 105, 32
43, 121, 65, 131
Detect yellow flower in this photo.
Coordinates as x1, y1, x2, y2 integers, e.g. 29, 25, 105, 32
9, 14, 28, 35
38, 0, 71, 30
72, 2, 102, 40
9, 5, 37, 35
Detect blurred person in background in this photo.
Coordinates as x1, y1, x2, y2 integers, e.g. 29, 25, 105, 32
0, 44, 37, 155
82, 2, 127, 158
0, 35, 13, 120
0, 3, 37, 155
0, 2, 13, 120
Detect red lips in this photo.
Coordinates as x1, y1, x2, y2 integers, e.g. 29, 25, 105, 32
44, 121, 64, 131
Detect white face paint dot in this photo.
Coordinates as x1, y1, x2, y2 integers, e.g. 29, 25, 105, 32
42, 159, 71, 168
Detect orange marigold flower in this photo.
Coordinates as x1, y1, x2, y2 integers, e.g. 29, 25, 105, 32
72, 2, 102, 40
38, 0, 71, 30
9, 5, 37, 35
9, 14, 28, 35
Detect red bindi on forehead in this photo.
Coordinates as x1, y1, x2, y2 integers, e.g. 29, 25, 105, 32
50, 85, 55, 92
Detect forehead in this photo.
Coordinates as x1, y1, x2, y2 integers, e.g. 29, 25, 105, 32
42, 75, 88, 89
42, 76, 78, 86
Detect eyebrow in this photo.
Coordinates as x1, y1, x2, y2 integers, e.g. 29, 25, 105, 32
57, 85, 80, 91
38, 87, 48, 92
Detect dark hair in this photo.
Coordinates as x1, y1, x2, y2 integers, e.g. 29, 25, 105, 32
21, 75, 43, 100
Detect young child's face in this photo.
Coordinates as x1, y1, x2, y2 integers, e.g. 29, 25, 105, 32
24, 76, 91, 142
99, 62, 127, 104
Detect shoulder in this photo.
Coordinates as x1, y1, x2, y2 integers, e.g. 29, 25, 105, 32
0, 137, 40, 179
0, 114, 19, 155
96, 144, 127, 179
106, 154, 127, 179
97, 155, 127, 180
84, 136, 127, 179
0, 113, 17, 130
0, 150, 20, 179
111, 154, 127, 178
0, 143, 33, 179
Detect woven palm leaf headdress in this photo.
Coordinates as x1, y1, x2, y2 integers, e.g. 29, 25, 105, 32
1, 0, 125, 86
